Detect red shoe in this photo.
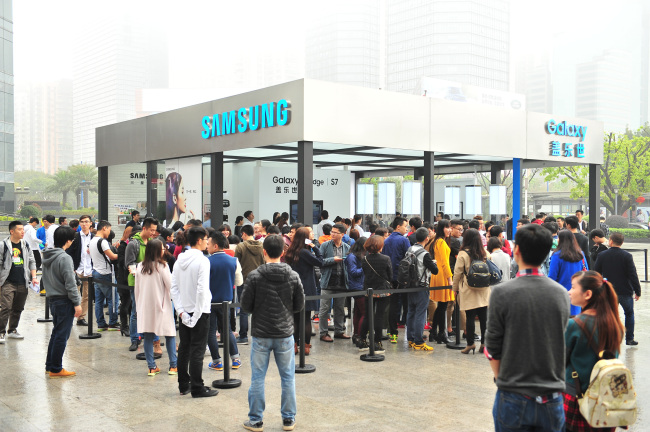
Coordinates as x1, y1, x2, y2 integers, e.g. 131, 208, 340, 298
424, 323, 432, 330
397, 324, 405, 329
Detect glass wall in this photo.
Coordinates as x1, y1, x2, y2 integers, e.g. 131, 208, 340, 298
0, 0, 13, 212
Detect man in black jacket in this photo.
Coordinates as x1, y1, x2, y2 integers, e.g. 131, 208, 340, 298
594, 233, 642, 345
241, 235, 304, 432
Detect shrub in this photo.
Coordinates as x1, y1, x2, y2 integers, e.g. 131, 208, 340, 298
605, 215, 629, 229
609, 228, 650, 239
20, 205, 43, 218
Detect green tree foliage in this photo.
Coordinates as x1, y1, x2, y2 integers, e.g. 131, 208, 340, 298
14, 171, 56, 200
20, 205, 42, 218
47, 170, 76, 207
16, 164, 99, 210
542, 126, 650, 216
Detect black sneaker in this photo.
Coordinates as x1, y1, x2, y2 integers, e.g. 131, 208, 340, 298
626, 340, 639, 346
243, 420, 264, 431
97, 325, 109, 332
373, 342, 386, 354
358, 339, 369, 352
191, 386, 219, 398
283, 418, 296, 431
76, 319, 88, 326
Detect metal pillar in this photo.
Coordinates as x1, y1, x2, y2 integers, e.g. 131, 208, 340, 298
146, 161, 158, 218
423, 152, 435, 222
588, 164, 601, 246
512, 158, 522, 239
98, 166, 109, 221
297, 141, 314, 225
491, 163, 503, 185
211, 152, 224, 227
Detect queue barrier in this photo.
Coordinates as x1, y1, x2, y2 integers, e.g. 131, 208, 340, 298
622, 248, 649, 283
71, 277, 462, 382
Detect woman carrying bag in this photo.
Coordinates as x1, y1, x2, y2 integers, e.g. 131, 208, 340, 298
426, 219, 455, 344
564, 270, 624, 432
134, 239, 178, 376
549, 230, 589, 316
452, 228, 491, 355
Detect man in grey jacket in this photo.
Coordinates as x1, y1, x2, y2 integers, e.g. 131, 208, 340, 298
0, 221, 37, 344
42, 226, 82, 377
486, 224, 570, 432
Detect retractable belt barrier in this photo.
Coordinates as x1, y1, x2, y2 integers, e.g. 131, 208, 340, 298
72, 277, 462, 381
622, 248, 649, 282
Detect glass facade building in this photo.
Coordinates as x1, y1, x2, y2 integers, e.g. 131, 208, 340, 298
0, 0, 12, 212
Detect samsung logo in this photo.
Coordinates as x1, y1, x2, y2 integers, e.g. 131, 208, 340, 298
201, 99, 291, 139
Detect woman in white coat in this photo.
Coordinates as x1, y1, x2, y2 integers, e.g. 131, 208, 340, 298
135, 239, 178, 376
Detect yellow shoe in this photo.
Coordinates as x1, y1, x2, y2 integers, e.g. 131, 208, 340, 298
168, 367, 178, 375
49, 368, 76, 378
413, 343, 434, 352
148, 366, 160, 376
408, 341, 415, 349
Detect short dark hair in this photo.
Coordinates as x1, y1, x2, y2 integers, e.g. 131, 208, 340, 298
79, 214, 92, 222
485, 221, 494, 231
343, 218, 352, 227
535, 213, 544, 220
364, 235, 385, 253
171, 221, 184, 231
209, 232, 229, 250
488, 225, 503, 238
321, 210, 329, 220
487, 237, 502, 253
409, 217, 422, 230
58, 216, 67, 225
517, 219, 529, 226
391, 216, 407, 229
589, 229, 605, 240
375, 227, 388, 237
9, 220, 23, 232
187, 226, 207, 247
96, 220, 111, 231
228, 234, 241, 245
331, 223, 346, 234
68, 219, 79, 230
244, 210, 253, 219
353, 214, 362, 224
468, 219, 480, 230
415, 227, 429, 243
54, 226, 76, 248
322, 223, 332, 235
263, 234, 285, 258
541, 221, 559, 235
241, 224, 254, 237
290, 223, 304, 232
450, 219, 463, 227
564, 215, 579, 230
187, 219, 202, 227
575, 209, 584, 215
142, 217, 159, 229
514, 224, 553, 266
260, 219, 271, 231
545, 216, 556, 223
131, 210, 140, 218
610, 232, 624, 246
43, 214, 55, 224
29, 217, 39, 224
267, 225, 281, 235
368, 222, 378, 234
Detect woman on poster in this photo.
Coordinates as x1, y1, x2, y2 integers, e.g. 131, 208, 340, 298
165, 172, 194, 227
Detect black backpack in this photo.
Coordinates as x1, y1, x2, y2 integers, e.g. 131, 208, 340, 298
397, 247, 427, 288
466, 259, 491, 288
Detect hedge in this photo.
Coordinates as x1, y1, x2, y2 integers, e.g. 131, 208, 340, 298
609, 228, 650, 239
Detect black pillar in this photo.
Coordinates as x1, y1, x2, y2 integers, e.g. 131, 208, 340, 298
491, 163, 503, 185
297, 141, 314, 226
589, 164, 601, 234
211, 152, 224, 227
146, 161, 158, 218
98, 166, 108, 221
423, 151, 434, 222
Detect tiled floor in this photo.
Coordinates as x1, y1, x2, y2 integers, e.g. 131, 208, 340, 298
0, 284, 648, 431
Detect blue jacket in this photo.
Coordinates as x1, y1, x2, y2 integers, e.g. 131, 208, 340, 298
382, 231, 411, 281
345, 253, 364, 291
548, 251, 588, 316
36, 226, 47, 250
208, 252, 237, 303
319, 240, 350, 290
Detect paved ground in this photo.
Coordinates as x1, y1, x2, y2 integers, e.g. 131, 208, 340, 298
1, 285, 649, 432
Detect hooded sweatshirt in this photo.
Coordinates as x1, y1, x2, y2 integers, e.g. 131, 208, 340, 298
240, 262, 305, 339
234, 239, 264, 280
170, 248, 211, 328
42, 248, 82, 306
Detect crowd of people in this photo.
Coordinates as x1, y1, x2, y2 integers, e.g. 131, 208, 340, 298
0, 206, 642, 431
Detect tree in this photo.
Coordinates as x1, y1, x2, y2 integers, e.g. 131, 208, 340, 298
542, 126, 650, 215
14, 170, 57, 201
47, 170, 76, 207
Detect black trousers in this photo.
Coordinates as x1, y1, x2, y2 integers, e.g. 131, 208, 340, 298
388, 281, 404, 335
177, 313, 210, 393
117, 287, 131, 329
465, 306, 487, 345
433, 301, 448, 335
293, 311, 312, 345
361, 296, 389, 343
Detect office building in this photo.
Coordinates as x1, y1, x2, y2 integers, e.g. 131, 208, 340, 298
0, 1, 13, 212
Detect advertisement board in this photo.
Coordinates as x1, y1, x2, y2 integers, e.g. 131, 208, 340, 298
164, 156, 203, 227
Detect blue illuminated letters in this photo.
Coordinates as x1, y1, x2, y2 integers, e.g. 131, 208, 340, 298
201, 99, 291, 139
546, 119, 588, 158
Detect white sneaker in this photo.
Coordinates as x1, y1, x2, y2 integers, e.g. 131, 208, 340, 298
0, 334, 5, 344
7, 331, 24, 339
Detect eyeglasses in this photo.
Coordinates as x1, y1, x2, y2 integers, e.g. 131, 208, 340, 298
331, 231, 342, 235
453, 227, 463, 232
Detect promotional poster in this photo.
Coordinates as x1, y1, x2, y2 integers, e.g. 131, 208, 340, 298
164, 157, 202, 228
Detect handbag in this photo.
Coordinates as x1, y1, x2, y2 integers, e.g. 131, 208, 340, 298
364, 256, 392, 297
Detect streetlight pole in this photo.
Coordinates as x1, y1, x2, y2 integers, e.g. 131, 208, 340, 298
614, 188, 619, 216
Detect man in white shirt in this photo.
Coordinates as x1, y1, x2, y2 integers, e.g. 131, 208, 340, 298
316, 210, 333, 239
352, 214, 367, 238
243, 210, 255, 226
42, 215, 59, 250
89, 220, 119, 331
170, 226, 217, 398
66, 215, 94, 326
24, 217, 44, 270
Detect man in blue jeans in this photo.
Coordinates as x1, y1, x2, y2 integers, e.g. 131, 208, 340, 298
89, 220, 119, 331
594, 232, 642, 345
486, 224, 570, 432
42, 226, 82, 377
241, 235, 305, 432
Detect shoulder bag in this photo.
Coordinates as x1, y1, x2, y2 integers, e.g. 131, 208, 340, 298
364, 255, 392, 297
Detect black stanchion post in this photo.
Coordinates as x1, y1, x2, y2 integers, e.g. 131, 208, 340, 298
360, 288, 384, 362
79, 278, 101, 340
296, 305, 316, 374
213, 302, 242, 389
645, 249, 648, 282
37, 296, 53, 323
446, 297, 465, 350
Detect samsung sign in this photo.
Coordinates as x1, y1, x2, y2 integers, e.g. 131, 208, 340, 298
201, 99, 291, 139
545, 119, 587, 158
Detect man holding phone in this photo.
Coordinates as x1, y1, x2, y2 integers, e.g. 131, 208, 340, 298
318, 223, 351, 342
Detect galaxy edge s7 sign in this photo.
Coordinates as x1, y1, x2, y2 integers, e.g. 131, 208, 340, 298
201, 99, 291, 139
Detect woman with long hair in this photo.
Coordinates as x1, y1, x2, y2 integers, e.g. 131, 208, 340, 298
134, 239, 178, 376
452, 228, 491, 354
564, 270, 624, 432
284, 227, 323, 355
549, 230, 589, 316
165, 172, 193, 227
345, 237, 367, 348
360, 235, 393, 354
426, 219, 454, 344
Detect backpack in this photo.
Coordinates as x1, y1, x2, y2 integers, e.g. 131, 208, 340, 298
573, 317, 637, 428
465, 258, 491, 288
486, 258, 502, 285
397, 247, 427, 288
95, 238, 117, 272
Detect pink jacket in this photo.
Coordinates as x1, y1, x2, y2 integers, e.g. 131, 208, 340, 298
134, 262, 176, 336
